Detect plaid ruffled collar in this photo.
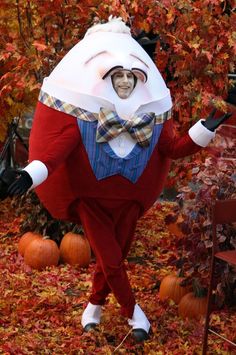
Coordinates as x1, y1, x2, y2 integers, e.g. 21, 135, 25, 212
39, 90, 172, 125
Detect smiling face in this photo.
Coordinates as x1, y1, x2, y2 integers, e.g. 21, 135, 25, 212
111, 70, 136, 99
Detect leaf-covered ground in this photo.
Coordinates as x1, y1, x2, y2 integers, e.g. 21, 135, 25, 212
0, 199, 235, 354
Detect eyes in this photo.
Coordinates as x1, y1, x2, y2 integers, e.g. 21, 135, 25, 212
113, 71, 134, 80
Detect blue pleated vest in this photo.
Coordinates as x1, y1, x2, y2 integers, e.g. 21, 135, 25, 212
77, 119, 163, 183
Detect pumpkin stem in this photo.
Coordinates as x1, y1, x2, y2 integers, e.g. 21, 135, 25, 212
177, 268, 184, 278
72, 224, 84, 234
192, 278, 207, 298
177, 251, 185, 278
42, 235, 50, 240
43, 227, 47, 237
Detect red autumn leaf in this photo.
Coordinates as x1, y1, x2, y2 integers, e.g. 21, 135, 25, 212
5, 42, 16, 52
205, 51, 213, 63
32, 41, 47, 51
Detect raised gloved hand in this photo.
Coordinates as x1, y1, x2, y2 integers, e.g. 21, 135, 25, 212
7, 170, 33, 196
0, 168, 33, 200
202, 109, 232, 132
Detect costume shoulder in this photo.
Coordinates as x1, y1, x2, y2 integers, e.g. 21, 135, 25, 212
29, 101, 80, 174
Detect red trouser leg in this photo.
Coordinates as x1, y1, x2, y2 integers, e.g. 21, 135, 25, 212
89, 263, 111, 305
114, 200, 140, 260
78, 198, 141, 318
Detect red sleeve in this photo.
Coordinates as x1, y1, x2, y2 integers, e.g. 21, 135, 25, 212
29, 102, 81, 175
158, 118, 203, 159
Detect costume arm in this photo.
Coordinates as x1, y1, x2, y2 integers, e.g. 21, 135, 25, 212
24, 102, 80, 188
158, 118, 215, 159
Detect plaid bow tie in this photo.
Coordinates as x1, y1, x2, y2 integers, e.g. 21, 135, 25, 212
96, 108, 156, 147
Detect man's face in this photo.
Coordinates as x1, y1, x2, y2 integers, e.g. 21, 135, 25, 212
112, 70, 135, 99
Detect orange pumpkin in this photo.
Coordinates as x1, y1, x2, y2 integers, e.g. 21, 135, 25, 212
159, 274, 192, 304
178, 291, 207, 319
18, 231, 42, 256
60, 232, 91, 267
24, 236, 60, 270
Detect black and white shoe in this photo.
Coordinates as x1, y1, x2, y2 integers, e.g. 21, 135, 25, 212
128, 304, 151, 342
81, 302, 102, 331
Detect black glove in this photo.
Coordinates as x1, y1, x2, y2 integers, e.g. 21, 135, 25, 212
202, 109, 232, 132
0, 168, 18, 200
7, 170, 33, 197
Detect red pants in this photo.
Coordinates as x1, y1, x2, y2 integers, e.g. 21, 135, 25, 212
77, 198, 141, 318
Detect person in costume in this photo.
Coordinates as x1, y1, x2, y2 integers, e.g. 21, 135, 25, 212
0, 17, 231, 341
